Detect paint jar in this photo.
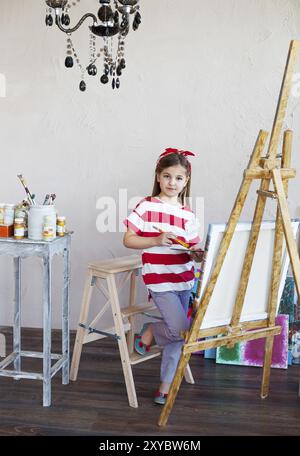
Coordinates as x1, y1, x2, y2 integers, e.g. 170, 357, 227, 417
56, 216, 66, 237
14, 218, 25, 240
15, 209, 26, 219
0, 204, 4, 224
15, 209, 27, 236
28, 205, 56, 241
43, 216, 55, 242
4, 204, 15, 225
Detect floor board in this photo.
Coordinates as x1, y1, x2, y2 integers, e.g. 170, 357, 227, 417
0, 327, 299, 436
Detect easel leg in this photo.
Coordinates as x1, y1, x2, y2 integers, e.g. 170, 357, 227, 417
261, 132, 292, 397
261, 211, 283, 398
70, 270, 94, 381
272, 169, 300, 300
107, 274, 138, 408
272, 169, 300, 398
261, 336, 275, 398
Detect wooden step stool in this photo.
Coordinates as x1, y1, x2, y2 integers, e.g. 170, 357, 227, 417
70, 254, 194, 407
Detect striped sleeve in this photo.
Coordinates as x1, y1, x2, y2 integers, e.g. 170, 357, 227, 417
124, 199, 147, 235
185, 213, 201, 246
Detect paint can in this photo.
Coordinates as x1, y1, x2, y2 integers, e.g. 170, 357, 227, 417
28, 205, 56, 241
3, 204, 15, 225
0, 204, 5, 224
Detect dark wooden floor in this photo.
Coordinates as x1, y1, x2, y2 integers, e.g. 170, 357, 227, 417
0, 327, 300, 436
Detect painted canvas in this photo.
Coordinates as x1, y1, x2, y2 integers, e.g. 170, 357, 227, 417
216, 314, 289, 369
279, 276, 296, 327
291, 324, 300, 364
278, 274, 300, 364
190, 232, 212, 356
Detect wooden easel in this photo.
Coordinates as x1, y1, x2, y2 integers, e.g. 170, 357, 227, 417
159, 40, 300, 426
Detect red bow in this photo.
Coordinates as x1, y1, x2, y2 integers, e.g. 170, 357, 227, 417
156, 148, 195, 170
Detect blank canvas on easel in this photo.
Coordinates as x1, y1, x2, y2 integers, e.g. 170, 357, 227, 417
198, 220, 300, 330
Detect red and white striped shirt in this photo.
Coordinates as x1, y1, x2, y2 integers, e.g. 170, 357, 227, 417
124, 196, 200, 292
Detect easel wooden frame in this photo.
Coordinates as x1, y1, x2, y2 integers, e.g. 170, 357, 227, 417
159, 40, 300, 426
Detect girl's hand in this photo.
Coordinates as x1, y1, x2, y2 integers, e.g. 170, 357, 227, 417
189, 245, 204, 262
155, 232, 175, 246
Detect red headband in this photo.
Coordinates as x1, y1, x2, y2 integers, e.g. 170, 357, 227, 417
156, 148, 195, 171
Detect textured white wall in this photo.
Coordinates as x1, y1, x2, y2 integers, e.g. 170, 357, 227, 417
0, 0, 299, 329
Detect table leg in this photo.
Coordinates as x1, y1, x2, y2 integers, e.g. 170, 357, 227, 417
13, 257, 21, 372
43, 255, 52, 407
62, 244, 70, 385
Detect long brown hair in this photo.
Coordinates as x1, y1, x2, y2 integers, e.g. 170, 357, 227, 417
151, 152, 191, 206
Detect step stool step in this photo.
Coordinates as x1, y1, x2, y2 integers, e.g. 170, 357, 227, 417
121, 302, 157, 318
130, 345, 161, 365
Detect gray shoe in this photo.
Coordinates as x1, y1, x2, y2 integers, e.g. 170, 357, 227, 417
153, 391, 168, 405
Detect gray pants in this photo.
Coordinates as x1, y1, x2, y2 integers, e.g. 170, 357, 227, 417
149, 289, 191, 384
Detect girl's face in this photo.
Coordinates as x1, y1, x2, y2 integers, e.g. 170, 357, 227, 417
157, 164, 189, 198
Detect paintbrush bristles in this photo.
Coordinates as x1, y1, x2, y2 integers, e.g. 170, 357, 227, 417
17, 173, 36, 205
43, 194, 50, 205
17, 175, 56, 207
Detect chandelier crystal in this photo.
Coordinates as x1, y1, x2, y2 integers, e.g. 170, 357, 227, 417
45, 0, 141, 91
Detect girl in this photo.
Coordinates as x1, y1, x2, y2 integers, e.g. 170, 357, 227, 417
123, 148, 203, 405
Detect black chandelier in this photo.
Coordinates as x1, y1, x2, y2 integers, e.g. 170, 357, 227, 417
45, 0, 141, 91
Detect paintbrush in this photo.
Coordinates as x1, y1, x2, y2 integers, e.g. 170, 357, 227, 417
43, 194, 50, 205
50, 193, 56, 205
17, 174, 36, 205
152, 225, 190, 249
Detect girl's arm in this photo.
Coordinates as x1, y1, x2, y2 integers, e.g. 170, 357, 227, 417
123, 229, 175, 250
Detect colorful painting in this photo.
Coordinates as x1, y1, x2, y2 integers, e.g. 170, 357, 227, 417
278, 274, 300, 364
278, 276, 295, 327
203, 336, 216, 359
216, 314, 289, 369
189, 233, 211, 356
291, 326, 300, 364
